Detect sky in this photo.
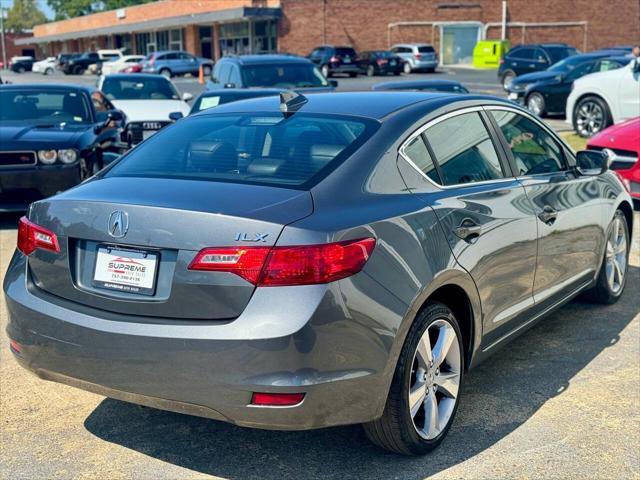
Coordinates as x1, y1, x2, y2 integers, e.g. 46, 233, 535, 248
2, 0, 54, 19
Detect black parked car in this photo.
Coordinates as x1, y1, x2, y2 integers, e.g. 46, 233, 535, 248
63, 52, 100, 75
0, 84, 124, 211
207, 55, 336, 92
308, 45, 359, 77
498, 43, 578, 89
10, 57, 35, 73
373, 79, 469, 93
56, 53, 78, 71
189, 88, 284, 115
507, 54, 631, 116
356, 50, 404, 76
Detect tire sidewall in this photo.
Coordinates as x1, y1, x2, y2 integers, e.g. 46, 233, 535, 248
597, 210, 630, 301
527, 92, 545, 116
574, 96, 611, 138
391, 303, 464, 454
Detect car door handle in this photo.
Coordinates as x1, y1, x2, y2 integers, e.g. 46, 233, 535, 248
454, 220, 483, 243
537, 206, 558, 225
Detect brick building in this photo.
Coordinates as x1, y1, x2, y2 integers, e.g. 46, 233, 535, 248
16, 0, 640, 65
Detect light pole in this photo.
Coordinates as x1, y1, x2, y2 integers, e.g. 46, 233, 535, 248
0, 0, 7, 70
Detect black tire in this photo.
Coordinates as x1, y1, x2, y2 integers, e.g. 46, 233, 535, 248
582, 210, 629, 304
501, 70, 516, 90
349, 72, 358, 78
573, 95, 612, 138
426, 67, 436, 73
394, 71, 401, 76
17, 67, 25, 74
73, 65, 84, 75
45, 67, 54, 75
159, 68, 172, 79
366, 65, 375, 77
526, 92, 546, 117
363, 302, 464, 455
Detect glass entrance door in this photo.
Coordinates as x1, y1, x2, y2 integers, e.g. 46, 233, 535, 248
441, 25, 480, 65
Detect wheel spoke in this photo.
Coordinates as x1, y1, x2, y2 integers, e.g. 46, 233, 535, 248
409, 382, 427, 418
423, 391, 439, 439
416, 335, 433, 368
435, 371, 459, 399
607, 263, 615, 287
613, 259, 624, 286
432, 324, 455, 367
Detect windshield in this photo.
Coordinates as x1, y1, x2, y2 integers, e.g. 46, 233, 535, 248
106, 113, 378, 188
0, 90, 91, 123
102, 77, 180, 100
548, 55, 591, 72
242, 64, 329, 88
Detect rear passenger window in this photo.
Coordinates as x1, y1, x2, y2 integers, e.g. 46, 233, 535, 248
402, 136, 440, 184
490, 110, 565, 175
422, 112, 505, 186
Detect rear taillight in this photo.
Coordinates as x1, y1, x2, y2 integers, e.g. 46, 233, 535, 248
17, 217, 60, 256
414, 53, 422, 60
189, 238, 376, 286
329, 55, 339, 63
500, 58, 505, 65
376, 58, 388, 65
149, 54, 155, 66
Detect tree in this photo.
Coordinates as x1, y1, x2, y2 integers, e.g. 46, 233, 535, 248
46, 0, 156, 20
5, 0, 48, 32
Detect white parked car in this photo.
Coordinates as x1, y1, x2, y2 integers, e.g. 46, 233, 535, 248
101, 55, 145, 75
32, 57, 57, 75
89, 49, 125, 74
98, 73, 192, 146
567, 57, 640, 137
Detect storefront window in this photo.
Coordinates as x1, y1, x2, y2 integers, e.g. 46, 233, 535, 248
253, 19, 277, 53
169, 29, 183, 51
157, 31, 169, 51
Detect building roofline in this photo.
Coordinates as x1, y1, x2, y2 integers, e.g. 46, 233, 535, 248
16, 7, 281, 45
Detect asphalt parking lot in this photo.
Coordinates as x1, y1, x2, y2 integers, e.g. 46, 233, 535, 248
1, 68, 638, 479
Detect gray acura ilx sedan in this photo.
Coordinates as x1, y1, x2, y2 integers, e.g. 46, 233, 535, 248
4, 92, 633, 455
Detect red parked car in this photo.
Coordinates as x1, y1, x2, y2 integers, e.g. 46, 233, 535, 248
587, 117, 640, 207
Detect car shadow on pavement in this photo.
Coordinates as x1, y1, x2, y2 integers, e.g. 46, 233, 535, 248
84, 267, 639, 480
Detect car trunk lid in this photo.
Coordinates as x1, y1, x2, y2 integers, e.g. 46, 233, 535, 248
26, 177, 313, 320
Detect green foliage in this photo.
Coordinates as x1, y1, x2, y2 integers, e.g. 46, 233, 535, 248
5, 0, 48, 32
46, 0, 156, 20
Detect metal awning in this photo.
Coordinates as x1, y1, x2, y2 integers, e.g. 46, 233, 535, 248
16, 7, 281, 45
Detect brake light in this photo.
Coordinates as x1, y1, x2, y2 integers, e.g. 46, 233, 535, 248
149, 54, 155, 66
188, 238, 376, 286
500, 58, 505, 65
376, 58, 388, 65
251, 392, 304, 406
329, 55, 339, 63
414, 53, 422, 60
17, 217, 60, 256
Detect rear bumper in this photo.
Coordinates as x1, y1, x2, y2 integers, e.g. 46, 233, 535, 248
4, 252, 396, 430
330, 64, 360, 74
411, 60, 438, 70
0, 165, 81, 212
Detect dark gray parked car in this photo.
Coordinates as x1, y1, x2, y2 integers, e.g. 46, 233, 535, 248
4, 92, 633, 455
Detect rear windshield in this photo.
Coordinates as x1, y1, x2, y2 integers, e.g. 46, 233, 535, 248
241, 64, 328, 88
0, 90, 91, 123
106, 113, 378, 188
546, 47, 577, 63
102, 77, 179, 100
418, 46, 435, 53
191, 92, 279, 113
335, 48, 356, 57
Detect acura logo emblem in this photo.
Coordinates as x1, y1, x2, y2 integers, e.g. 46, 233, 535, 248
108, 210, 129, 238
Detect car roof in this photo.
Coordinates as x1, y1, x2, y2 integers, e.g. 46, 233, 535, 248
153, 50, 188, 55
200, 88, 285, 96
221, 54, 314, 66
193, 91, 507, 120
0, 83, 93, 94
392, 43, 432, 47
512, 43, 571, 49
102, 73, 171, 81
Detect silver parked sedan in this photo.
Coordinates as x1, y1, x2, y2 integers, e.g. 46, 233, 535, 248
4, 91, 633, 455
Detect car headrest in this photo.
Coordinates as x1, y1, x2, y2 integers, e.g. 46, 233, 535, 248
309, 143, 344, 160
247, 157, 286, 176
188, 141, 238, 173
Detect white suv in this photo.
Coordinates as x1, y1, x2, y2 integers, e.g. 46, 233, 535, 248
567, 57, 640, 137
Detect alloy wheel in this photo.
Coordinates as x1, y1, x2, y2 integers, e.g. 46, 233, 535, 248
502, 72, 514, 90
527, 94, 544, 116
409, 318, 461, 440
576, 101, 604, 137
403, 62, 412, 74
605, 216, 628, 294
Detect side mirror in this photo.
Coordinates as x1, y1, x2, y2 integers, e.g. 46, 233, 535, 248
576, 150, 611, 176
169, 111, 184, 122
329, 80, 339, 88
224, 83, 236, 89
182, 92, 193, 102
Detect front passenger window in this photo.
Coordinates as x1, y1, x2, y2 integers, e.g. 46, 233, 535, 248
490, 111, 565, 175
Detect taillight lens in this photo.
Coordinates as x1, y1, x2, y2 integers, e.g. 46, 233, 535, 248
251, 392, 304, 406
17, 216, 61, 256
189, 238, 376, 287
329, 55, 339, 63
376, 58, 388, 65
414, 53, 422, 60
